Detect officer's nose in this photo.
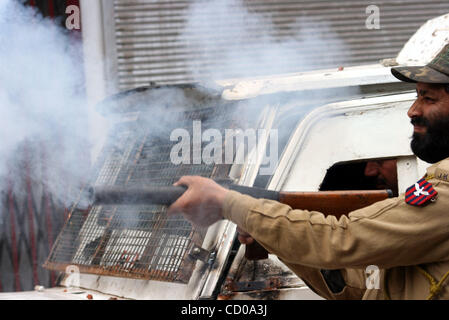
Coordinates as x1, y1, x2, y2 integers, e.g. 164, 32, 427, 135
364, 161, 380, 177
407, 99, 423, 119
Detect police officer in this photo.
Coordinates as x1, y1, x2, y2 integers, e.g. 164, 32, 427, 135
168, 44, 449, 300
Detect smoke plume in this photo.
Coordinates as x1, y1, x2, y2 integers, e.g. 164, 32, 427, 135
0, 0, 90, 207
181, 0, 351, 83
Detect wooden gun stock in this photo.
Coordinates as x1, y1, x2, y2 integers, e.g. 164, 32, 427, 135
279, 190, 392, 215
245, 189, 392, 260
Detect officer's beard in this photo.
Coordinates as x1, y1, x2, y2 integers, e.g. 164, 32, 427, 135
411, 116, 449, 163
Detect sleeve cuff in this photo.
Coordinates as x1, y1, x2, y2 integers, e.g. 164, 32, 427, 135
222, 190, 260, 230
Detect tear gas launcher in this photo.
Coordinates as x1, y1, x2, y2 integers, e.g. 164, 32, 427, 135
89, 182, 392, 260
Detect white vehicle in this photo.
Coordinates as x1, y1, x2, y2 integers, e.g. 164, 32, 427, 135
1, 14, 448, 301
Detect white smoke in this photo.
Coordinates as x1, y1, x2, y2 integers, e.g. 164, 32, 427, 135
178, 0, 356, 177
181, 0, 351, 83
0, 0, 355, 204
0, 0, 91, 206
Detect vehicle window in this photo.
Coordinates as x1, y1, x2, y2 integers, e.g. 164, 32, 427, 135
320, 158, 399, 197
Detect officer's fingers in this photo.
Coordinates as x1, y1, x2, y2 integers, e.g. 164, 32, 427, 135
236, 226, 254, 244
166, 201, 181, 216
238, 234, 254, 245
236, 226, 251, 237
173, 176, 196, 187
167, 189, 192, 216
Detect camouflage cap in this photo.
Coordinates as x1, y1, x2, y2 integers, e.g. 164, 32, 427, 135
391, 43, 449, 84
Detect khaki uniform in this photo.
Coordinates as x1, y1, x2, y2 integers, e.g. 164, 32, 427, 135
222, 157, 449, 299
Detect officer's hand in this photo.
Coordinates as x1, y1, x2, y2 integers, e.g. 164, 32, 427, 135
237, 227, 254, 245
167, 176, 229, 228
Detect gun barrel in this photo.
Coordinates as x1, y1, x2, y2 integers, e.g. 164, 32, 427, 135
90, 185, 188, 206
90, 185, 390, 211
90, 183, 280, 206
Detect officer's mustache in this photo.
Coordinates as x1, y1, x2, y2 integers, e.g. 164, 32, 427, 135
410, 116, 430, 129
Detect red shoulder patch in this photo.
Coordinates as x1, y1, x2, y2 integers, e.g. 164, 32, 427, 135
405, 178, 438, 206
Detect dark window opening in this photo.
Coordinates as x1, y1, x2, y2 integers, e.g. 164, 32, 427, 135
320, 158, 399, 198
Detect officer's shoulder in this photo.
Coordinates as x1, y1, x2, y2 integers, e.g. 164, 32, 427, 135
433, 158, 449, 183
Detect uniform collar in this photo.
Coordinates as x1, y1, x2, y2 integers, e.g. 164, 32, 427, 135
426, 157, 449, 179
